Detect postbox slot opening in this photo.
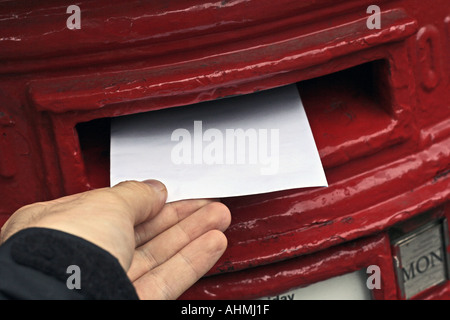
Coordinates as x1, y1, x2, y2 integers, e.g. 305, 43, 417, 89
75, 60, 394, 188
299, 59, 397, 168
299, 59, 392, 115
76, 118, 111, 188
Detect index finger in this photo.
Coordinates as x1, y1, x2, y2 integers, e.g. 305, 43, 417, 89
134, 198, 215, 247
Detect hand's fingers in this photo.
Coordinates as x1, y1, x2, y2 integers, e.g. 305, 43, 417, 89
134, 199, 216, 247
133, 230, 227, 300
108, 180, 168, 226
128, 202, 230, 281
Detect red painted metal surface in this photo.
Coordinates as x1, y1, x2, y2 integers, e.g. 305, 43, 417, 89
0, 0, 449, 299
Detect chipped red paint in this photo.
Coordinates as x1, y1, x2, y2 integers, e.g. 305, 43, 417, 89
0, 0, 449, 300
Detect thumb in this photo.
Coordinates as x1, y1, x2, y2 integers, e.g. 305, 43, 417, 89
109, 180, 168, 226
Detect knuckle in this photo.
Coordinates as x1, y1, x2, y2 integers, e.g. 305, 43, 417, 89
116, 180, 158, 199
117, 180, 142, 189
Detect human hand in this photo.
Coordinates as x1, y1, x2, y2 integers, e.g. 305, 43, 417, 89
0, 180, 231, 299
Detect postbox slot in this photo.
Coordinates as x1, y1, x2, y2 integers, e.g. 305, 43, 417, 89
75, 60, 400, 188
299, 59, 398, 169
76, 118, 110, 189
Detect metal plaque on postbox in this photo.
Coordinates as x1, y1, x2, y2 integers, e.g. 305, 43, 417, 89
391, 218, 450, 299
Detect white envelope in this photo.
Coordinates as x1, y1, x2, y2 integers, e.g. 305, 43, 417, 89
110, 84, 327, 202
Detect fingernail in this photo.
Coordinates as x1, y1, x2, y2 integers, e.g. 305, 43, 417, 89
142, 179, 167, 201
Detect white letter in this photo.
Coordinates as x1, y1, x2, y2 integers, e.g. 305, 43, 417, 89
225, 128, 257, 165
171, 128, 191, 164
193, 121, 203, 164
366, 265, 381, 289
203, 128, 224, 165
225, 305, 233, 315
366, 5, 381, 30
225, 129, 235, 165
66, 5, 81, 30
259, 129, 279, 175
263, 305, 269, 314
66, 265, 81, 289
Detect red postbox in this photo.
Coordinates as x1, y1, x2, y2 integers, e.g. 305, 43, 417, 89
0, 0, 449, 300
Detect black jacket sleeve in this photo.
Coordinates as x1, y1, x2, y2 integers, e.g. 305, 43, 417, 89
0, 227, 139, 300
